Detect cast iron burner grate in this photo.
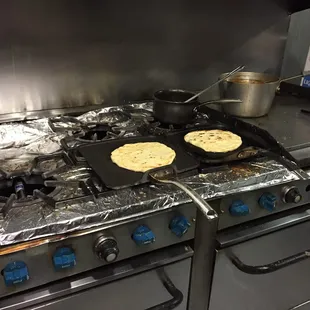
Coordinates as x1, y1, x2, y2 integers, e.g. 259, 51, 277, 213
48, 111, 131, 132
0, 173, 60, 219
0, 175, 56, 200
141, 114, 213, 136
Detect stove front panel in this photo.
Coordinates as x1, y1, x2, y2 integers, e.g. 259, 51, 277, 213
214, 179, 310, 230
0, 204, 196, 298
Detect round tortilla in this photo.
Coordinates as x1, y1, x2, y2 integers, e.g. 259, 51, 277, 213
111, 142, 176, 172
184, 129, 242, 153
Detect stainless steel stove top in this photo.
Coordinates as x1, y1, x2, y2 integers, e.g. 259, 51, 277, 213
0, 102, 309, 300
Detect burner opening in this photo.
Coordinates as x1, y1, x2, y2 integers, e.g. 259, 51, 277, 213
79, 125, 109, 142
0, 175, 56, 200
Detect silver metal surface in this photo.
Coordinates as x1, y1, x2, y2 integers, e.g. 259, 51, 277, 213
281, 9, 310, 80
0, 2, 288, 117
0, 106, 106, 124
184, 65, 245, 103
244, 96, 310, 150
209, 219, 310, 310
219, 72, 281, 117
188, 209, 218, 310
217, 179, 310, 230
0, 244, 193, 310
217, 205, 310, 247
0, 204, 196, 297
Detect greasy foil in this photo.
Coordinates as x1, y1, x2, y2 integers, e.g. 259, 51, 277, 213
0, 103, 306, 246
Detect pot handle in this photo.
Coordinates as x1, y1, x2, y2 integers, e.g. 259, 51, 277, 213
193, 99, 242, 112
276, 74, 304, 92
279, 74, 304, 84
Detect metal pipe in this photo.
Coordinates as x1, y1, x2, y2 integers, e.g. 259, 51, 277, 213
188, 209, 218, 310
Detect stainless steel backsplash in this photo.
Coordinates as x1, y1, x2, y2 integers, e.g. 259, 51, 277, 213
0, 0, 289, 116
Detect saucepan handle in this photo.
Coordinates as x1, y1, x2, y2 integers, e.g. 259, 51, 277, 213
276, 74, 304, 92
155, 178, 217, 221
193, 99, 242, 112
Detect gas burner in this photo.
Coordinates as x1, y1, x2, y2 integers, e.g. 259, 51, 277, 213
0, 175, 56, 201
123, 107, 154, 121
77, 124, 112, 142
0, 159, 35, 178
97, 111, 130, 125
143, 116, 214, 136
48, 116, 84, 132
0, 173, 62, 219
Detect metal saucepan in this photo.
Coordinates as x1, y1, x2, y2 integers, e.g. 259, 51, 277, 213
219, 72, 303, 118
153, 89, 241, 125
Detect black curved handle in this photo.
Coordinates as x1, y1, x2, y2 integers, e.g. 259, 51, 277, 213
145, 268, 183, 310
229, 249, 310, 275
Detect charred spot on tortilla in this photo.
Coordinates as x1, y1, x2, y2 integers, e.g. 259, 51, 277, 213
184, 129, 242, 153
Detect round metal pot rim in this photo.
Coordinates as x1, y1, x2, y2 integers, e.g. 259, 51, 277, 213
153, 89, 198, 105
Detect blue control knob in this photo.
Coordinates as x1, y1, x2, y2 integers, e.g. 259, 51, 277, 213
259, 192, 277, 212
53, 247, 76, 270
132, 225, 155, 245
169, 215, 191, 237
3, 261, 29, 286
229, 200, 250, 216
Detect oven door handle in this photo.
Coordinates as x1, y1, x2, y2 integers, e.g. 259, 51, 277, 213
145, 268, 183, 310
228, 249, 310, 275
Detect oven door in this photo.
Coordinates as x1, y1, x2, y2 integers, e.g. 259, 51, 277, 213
1, 244, 192, 310
209, 212, 310, 310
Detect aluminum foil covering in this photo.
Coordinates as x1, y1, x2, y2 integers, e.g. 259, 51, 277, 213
0, 159, 301, 245
0, 118, 64, 160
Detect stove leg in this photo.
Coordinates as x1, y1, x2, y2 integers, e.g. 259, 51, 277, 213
188, 209, 218, 310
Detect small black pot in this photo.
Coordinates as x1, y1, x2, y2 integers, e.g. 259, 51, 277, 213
153, 89, 199, 125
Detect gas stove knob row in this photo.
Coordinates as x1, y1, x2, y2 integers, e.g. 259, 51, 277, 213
94, 236, 119, 263
2, 261, 29, 287
132, 225, 155, 245
169, 215, 191, 237
53, 247, 76, 270
259, 192, 277, 212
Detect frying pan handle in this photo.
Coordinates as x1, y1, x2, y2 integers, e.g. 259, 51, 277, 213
193, 99, 242, 112
156, 178, 217, 220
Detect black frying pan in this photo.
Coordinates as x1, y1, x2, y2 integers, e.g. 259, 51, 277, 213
78, 136, 218, 219
167, 125, 249, 159
153, 89, 241, 125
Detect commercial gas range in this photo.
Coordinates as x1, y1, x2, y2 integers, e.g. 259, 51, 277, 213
0, 101, 310, 310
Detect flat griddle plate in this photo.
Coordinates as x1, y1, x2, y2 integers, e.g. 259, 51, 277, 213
78, 136, 199, 189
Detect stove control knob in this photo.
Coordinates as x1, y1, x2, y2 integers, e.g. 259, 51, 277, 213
94, 236, 119, 263
132, 225, 155, 245
283, 186, 302, 204
229, 200, 249, 216
169, 215, 191, 237
259, 192, 277, 212
2, 261, 29, 287
53, 247, 76, 270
